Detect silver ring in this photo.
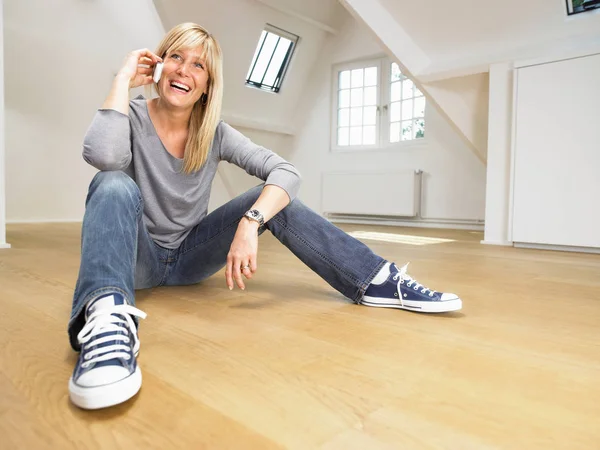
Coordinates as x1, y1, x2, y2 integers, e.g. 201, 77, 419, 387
241, 264, 250, 270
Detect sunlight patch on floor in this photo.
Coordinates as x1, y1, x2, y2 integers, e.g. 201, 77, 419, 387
348, 231, 456, 246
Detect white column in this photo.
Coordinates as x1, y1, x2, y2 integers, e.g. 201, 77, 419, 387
481, 62, 513, 246
0, 0, 9, 249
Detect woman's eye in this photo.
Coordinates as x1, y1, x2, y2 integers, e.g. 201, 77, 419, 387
195, 63, 204, 69
171, 54, 181, 60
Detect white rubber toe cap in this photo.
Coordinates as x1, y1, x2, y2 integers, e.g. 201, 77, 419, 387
76, 365, 130, 387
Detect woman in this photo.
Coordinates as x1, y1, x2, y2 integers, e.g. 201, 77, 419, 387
68, 23, 462, 410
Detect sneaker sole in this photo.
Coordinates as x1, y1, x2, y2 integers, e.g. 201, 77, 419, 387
69, 366, 142, 410
361, 296, 462, 313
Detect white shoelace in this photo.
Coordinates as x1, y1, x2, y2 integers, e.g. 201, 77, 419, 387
77, 305, 147, 368
392, 263, 435, 306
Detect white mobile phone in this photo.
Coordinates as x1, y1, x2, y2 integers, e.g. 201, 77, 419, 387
152, 62, 164, 83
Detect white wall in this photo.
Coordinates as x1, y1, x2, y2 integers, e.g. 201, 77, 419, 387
511, 52, 600, 249
4, 0, 166, 222
290, 17, 487, 223
0, 0, 8, 247
423, 73, 490, 162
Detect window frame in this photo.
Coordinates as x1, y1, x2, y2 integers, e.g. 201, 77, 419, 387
330, 56, 427, 153
245, 24, 299, 94
565, 0, 600, 16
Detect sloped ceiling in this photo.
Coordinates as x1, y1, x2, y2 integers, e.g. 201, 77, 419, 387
377, 0, 600, 78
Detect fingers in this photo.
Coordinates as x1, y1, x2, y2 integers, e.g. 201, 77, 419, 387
233, 260, 245, 290
134, 48, 162, 63
226, 254, 234, 290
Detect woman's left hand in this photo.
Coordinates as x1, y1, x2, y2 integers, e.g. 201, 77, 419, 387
226, 219, 260, 290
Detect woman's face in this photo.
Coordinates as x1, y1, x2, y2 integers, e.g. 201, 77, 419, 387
159, 47, 209, 109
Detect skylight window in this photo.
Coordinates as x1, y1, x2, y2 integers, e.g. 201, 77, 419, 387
246, 24, 299, 93
566, 0, 600, 15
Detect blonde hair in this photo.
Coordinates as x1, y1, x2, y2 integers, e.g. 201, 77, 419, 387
154, 23, 223, 174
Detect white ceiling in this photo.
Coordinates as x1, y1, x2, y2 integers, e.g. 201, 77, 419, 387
377, 0, 600, 74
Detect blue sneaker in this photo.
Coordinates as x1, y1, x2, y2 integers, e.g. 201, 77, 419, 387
362, 263, 462, 313
68, 293, 147, 409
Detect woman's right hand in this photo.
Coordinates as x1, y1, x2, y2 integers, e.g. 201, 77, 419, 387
116, 48, 163, 89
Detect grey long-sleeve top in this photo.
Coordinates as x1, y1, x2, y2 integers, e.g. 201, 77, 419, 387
82, 95, 301, 249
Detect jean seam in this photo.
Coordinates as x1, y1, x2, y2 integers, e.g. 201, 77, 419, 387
270, 214, 362, 287
68, 286, 131, 329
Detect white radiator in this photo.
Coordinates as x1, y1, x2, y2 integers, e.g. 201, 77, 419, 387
321, 170, 421, 218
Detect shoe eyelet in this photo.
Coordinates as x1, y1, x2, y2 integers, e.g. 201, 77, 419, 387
81, 362, 89, 368
414, 286, 418, 290
394, 293, 398, 297
124, 337, 130, 344
125, 354, 131, 360
84, 354, 91, 360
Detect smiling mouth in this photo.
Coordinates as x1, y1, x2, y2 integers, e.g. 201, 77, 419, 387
169, 81, 191, 93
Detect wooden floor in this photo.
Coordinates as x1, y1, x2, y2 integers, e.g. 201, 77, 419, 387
1, 223, 599, 449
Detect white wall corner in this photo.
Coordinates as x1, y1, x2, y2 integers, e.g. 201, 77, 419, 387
0, 0, 8, 248
482, 62, 514, 246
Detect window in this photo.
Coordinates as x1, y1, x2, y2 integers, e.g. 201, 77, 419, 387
566, 0, 600, 15
332, 57, 426, 151
246, 24, 299, 93
389, 62, 425, 143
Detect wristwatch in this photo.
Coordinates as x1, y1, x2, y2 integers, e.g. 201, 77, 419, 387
243, 209, 265, 227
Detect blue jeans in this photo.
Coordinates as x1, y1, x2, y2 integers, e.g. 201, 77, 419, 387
68, 171, 386, 350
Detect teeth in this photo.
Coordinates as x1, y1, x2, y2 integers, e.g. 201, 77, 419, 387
170, 81, 190, 92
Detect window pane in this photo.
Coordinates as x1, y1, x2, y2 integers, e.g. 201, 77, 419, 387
246, 31, 266, 80
401, 120, 413, 141
363, 125, 376, 145
350, 126, 362, 145
350, 88, 363, 107
249, 33, 279, 83
363, 106, 377, 125
339, 89, 350, 108
338, 127, 349, 146
364, 67, 377, 86
402, 99, 413, 120
390, 122, 400, 143
350, 107, 362, 126
364, 86, 377, 106
338, 108, 350, 127
415, 119, 425, 138
414, 86, 423, 97
390, 101, 401, 122
414, 96, 425, 117
339, 70, 350, 89
351, 69, 364, 88
391, 81, 401, 102
262, 39, 292, 86
391, 62, 402, 82
402, 79, 414, 99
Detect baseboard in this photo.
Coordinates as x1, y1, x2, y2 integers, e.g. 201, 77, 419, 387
514, 242, 600, 254
0, 243, 11, 249
325, 214, 484, 231
480, 240, 513, 246
6, 219, 82, 224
